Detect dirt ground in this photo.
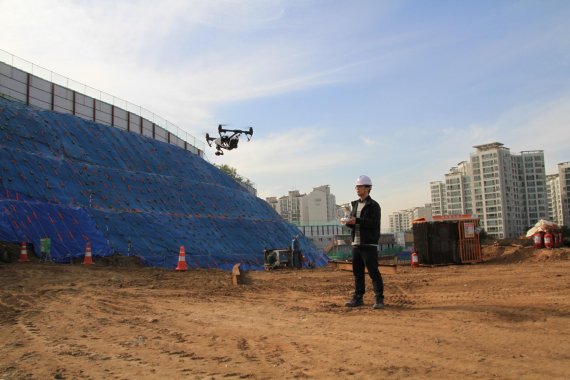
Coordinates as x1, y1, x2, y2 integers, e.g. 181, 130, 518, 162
1, 245, 569, 379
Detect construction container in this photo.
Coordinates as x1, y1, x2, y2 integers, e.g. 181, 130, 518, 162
412, 215, 482, 265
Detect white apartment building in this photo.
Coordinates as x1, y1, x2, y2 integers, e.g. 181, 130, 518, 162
470, 143, 549, 238
389, 209, 414, 233
266, 185, 342, 249
469, 143, 512, 237
300, 185, 337, 225
559, 162, 570, 227
430, 142, 552, 239
430, 181, 446, 216
413, 204, 432, 220
445, 161, 473, 215
389, 204, 431, 233
546, 174, 563, 225
388, 203, 432, 234
274, 190, 303, 224
520, 151, 549, 226
265, 197, 278, 213
266, 185, 338, 226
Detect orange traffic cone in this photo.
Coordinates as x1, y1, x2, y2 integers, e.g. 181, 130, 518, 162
18, 242, 30, 262
175, 246, 187, 271
82, 242, 94, 265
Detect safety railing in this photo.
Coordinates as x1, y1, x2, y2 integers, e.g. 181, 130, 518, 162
0, 48, 204, 153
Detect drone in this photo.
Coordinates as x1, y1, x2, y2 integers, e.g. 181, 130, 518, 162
206, 124, 254, 156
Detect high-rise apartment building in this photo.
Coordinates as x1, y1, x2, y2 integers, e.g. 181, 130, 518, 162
276, 190, 303, 224
559, 162, 570, 227
430, 142, 551, 239
470, 143, 549, 238
389, 204, 432, 233
389, 209, 414, 233
546, 174, 562, 225
300, 185, 337, 224
266, 185, 338, 226
266, 186, 342, 249
445, 161, 473, 215
520, 151, 549, 226
430, 181, 446, 216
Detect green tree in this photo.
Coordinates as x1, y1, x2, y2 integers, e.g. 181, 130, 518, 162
215, 164, 238, 179
214, 164, 253, 188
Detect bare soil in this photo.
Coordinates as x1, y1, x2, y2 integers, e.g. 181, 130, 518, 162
1, 245, 569, 379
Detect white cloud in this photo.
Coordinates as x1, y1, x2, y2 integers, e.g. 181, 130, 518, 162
504, 96, 570, 171
208, 127, 351, 175
441, 96, 570, 173
1, 0, 381, 136
361, 137, 378, 146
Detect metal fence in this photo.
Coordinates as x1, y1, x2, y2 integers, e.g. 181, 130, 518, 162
0, 49, 204, 155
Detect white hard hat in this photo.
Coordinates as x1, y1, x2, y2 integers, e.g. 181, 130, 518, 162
356, 175, 372, 186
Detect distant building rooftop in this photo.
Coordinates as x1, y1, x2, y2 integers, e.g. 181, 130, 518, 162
473, 142, 505, 151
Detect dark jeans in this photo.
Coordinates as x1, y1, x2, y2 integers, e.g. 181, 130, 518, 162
292, 250, 301, 268
352, 245, 384, 297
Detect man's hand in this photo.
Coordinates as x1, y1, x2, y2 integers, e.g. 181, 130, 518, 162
345, 217, 356, 225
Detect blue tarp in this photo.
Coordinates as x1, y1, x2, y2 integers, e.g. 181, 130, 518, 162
0, 196, 110, 262
0, 97, 328, 270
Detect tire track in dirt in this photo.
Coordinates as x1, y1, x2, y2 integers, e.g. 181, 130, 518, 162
77, 291, 270, 378
2, 260, 570, 379
8, 284, 170, 379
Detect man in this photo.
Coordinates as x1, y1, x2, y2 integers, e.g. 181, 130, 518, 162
291, 235, 302, 269
342, 175, 384, 309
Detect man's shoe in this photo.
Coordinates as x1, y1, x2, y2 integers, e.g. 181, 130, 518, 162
345, 294, 364, 307
373, 296, 384, 309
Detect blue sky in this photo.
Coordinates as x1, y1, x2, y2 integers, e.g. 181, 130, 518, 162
2, 0, 570, 221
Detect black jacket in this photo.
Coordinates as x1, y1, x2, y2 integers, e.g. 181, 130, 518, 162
347, 196, 381, 245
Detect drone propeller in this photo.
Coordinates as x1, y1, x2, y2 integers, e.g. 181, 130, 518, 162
245, 127, 254, 141
205, 133, 214, 147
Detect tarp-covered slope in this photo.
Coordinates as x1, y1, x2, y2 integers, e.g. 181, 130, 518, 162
0, 97, 327, 270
